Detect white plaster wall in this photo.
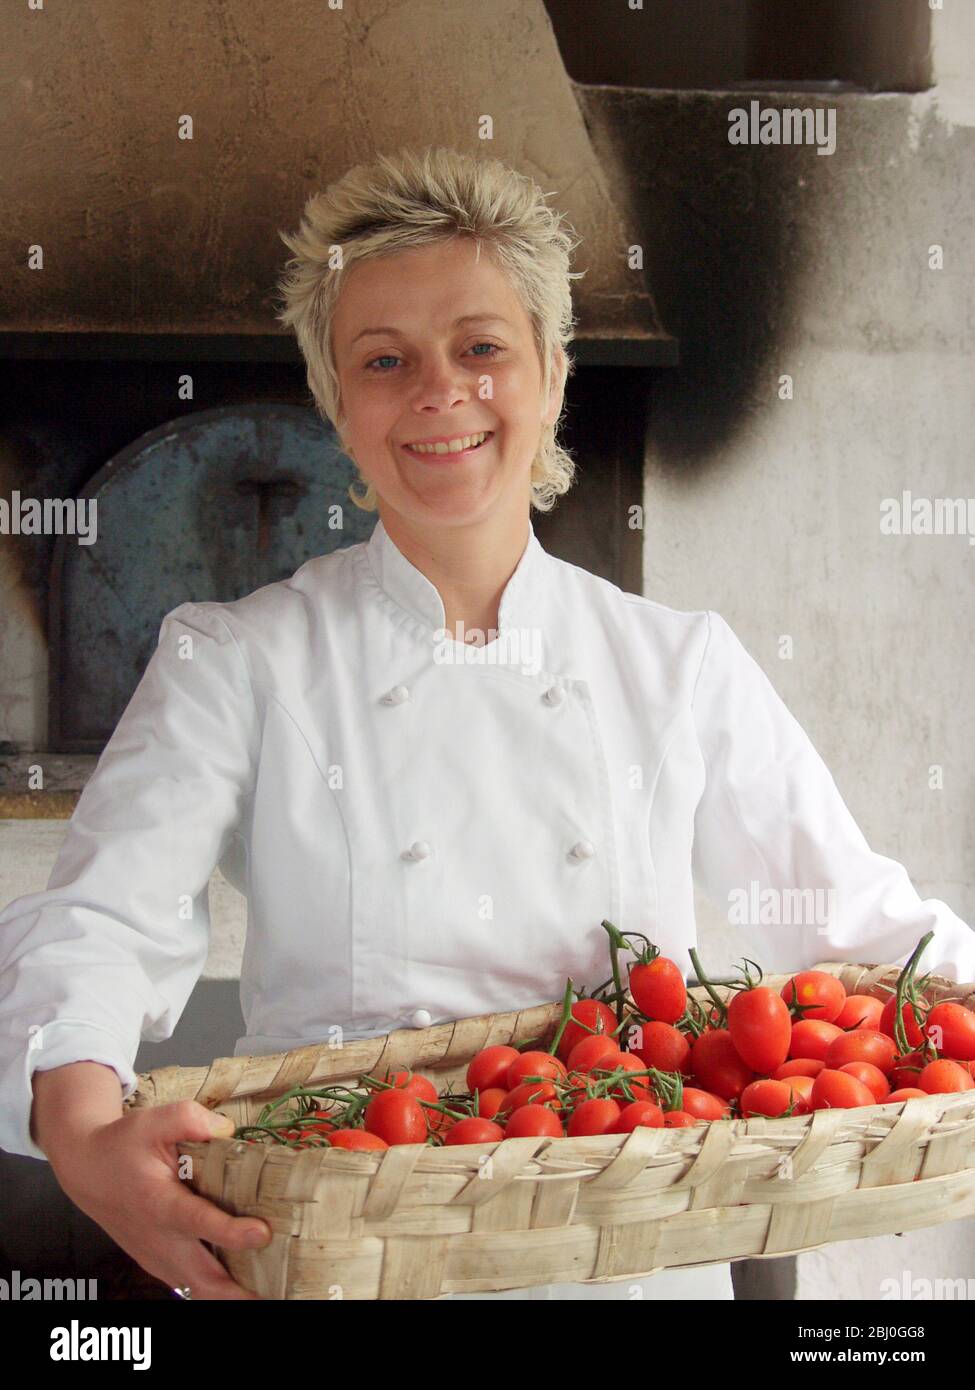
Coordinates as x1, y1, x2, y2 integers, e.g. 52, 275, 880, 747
646, 1, 975, 1304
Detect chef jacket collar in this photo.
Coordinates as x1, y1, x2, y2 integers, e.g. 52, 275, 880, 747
363, 514, 545, 641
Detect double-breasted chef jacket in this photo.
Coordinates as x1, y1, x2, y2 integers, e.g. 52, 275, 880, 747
2, 516, 974, 1299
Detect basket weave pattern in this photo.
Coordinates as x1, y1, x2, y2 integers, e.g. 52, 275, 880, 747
128, 961, 975, 1299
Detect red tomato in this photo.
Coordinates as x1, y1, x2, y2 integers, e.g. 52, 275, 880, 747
917, 1059, 975, 1094
505, 1051, 568, 1090
499, 1080, 560, 1112
327, 1129, 389, 1151
606, 1051, 656, 1105
879, 996, 927, 1049
924, 1002, 975, 1061
824, 1029, 898, 1075
475, 1087, 507, 1120
690, 1029, 754, 1100
504, 1104, 565, 1138
466, 1045, 520, 1093
567, 1097, 622, 1136
782, 1075, 814, 1113
610, 1100, 665, 1133
789, 1019, 843, 1060
566, 1034, 622, 1074
629, 957, 687, 1023
364, 1089, 428, 1145
630, 1020, 691, 1074
833, 994, 884, 1031
885, 1088, 928, 1103
774, 1057, 826, 1080
890, 1051, 926, 1089
781, 971, 846, 1023
811, 1069, 876, 1110
424, 1106, 454, 1137
662, 1110, 700, 1127
680, 1087, 731, 1121
555, 998, 620, 1061
728, 987, 791, 1074
380, 1069, 439, 1105
839, 1061, 890, 1103
739, 1079, 794, 1118
444, 1118, 506, 1146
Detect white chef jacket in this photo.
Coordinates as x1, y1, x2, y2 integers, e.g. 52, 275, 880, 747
2, 516, 973, 1300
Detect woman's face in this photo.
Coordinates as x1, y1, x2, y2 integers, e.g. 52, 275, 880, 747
331, 237, 564, 531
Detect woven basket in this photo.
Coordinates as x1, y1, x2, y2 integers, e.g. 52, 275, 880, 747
127, 960, 975, 1299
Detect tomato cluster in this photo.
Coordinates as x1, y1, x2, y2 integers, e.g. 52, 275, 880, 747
233, 928, 975, 1150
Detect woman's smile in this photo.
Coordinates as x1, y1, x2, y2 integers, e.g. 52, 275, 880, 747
400, 429, 495, 462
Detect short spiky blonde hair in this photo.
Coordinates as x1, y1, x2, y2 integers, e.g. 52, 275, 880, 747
273, 146, 583, 513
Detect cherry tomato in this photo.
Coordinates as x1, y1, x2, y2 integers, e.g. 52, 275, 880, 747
610, 1100, 665, 1132
890, 1051, 926, 1089
327, 1129, 389, 1151
924, 1002, 975, 1060
466, 1045, 520, 1093
566, 1034, 622, 1074
567, 1097, 622, 1137
504, 1104, 565, 1138
498, 1080, 560, 1112
811, 1069, 876, 1109
728, 987, 792, 1074
364, 1089, 428, 1145
789, 1019, 843, 1060
774, 1057, 825, 1080
630, 1020, 691, 1074
629, 957, 687, 1024
879, 996, 927, 1049
739, 1079, 794, 1117
833, 994, 884, 1031
505, 1051, 568, 1090
839, 1061, 890, 1103
555, 998, 620, 1061
680, 1087, 731, 1121
690, 1029, 754, 1100
606, 1051, 656, 1105
379, 1069, 440, 1105
824, 1029, 897, 1075
475, 1087, 507, 1120
885, 1088, 928, 1103
662, 1110, 700, 1127
444, 1118, 506, 1146
781, 971, 846, 1023
917, 1059, 975, 1094
782, 1075, 814, 1113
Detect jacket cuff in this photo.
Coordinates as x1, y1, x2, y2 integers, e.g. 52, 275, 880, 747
0, 1021, 137, 1162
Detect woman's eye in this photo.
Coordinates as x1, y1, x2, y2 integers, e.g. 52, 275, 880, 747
364, 342, 501, 372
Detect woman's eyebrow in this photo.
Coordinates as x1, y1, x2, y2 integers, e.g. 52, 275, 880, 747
351, 314, 512, 345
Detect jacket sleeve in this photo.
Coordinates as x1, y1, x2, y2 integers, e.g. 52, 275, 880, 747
0, 601, 259, 1160
690, 609, 975, 984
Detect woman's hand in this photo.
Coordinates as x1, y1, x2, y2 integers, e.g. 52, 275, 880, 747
32, 1064, 273, 1300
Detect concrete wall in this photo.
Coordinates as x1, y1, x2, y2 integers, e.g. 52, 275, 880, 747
626, 1, 975, 1300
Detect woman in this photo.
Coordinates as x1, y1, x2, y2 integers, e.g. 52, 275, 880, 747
2, 147, 973, 1302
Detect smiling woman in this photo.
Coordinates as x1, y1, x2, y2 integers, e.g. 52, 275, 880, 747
4, 146, 974, 1308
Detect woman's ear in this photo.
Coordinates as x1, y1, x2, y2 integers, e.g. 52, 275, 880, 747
542, 345, 568, 427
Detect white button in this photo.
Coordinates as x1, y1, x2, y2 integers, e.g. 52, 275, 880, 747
569, 839, 595, 860
402, 840, 433, 861
542, 685, 564, 706
410, 1009, 433, 1029
382, 684, 411, 705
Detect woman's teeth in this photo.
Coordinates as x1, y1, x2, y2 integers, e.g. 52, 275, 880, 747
404, 430, 493, 455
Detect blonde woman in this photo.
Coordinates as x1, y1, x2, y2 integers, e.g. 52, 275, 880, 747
3, 147, 973, 1302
